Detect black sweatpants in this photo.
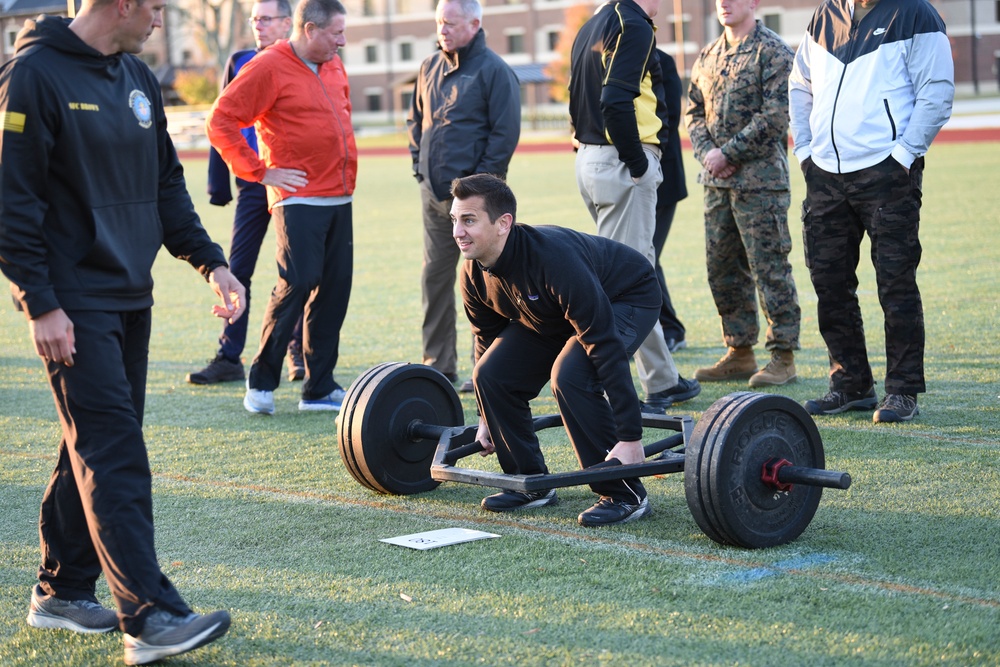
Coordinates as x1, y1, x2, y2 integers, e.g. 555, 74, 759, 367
38, 309, 190, 636
802, 156, 926, 395
474, 302, 658, 504
248, 202, 353, 399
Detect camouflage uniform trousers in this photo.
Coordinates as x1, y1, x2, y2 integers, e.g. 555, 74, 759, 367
703, 186, 800, 351
801, 156, 926, 396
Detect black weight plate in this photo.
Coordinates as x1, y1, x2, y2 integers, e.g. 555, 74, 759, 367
685, 392, 825, 549
338, 362, 400, 492
342, 363, 464, 495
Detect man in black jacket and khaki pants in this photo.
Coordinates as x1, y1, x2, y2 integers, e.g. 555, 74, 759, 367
454, 174, 661, 527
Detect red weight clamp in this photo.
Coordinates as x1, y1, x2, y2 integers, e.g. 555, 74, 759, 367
761, 457, 794, 492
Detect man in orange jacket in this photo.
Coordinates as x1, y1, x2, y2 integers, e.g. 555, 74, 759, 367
207, 0, 357, 415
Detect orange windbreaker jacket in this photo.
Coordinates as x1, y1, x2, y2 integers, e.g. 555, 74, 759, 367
206, 40, 357, 211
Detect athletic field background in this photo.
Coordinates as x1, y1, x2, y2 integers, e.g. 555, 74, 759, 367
0, 139, 997, 665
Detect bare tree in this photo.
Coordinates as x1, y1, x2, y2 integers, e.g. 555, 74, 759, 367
544, 3, 593, 104
170, 0, 250, 73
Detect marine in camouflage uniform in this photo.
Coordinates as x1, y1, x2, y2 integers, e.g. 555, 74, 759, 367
686, 14, 800, 386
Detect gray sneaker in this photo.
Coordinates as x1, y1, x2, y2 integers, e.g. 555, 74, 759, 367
804, 386, 878, 415
873, 393, 919, 423
26, 585, 118, 633
123, 608, 231, 665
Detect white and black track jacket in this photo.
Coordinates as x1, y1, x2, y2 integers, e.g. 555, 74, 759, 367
789, 0, 954, 174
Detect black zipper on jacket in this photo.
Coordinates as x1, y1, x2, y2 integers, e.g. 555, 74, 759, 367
883, 98, 897, 141
830, 66, 846, 174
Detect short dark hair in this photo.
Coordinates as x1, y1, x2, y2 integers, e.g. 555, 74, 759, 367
450, 174, 516, 224
296, 0, 346, 31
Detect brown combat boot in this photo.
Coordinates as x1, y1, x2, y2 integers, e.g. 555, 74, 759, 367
748, 349, 797, 387
694, 346, 757, 382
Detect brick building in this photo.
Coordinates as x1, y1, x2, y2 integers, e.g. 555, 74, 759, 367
1, 0, 997, 115
340, 0, 999, 126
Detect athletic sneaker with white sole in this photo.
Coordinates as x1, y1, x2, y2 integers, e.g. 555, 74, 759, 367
481, 488, 557, 512
123, 608, 231, 665
578, 495, 651, 527
243, 387, 275, 415
26, 585, 118, 633
298, 387, 347, 411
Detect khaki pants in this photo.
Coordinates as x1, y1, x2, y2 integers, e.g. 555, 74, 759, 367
575, 143, 679, 394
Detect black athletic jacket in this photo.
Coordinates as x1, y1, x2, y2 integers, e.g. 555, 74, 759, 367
0, 16, 227, 319
569, 0, 668, 179
461, 224, 660, 442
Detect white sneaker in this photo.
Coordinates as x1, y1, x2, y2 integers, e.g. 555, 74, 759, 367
243, 387, 275, 415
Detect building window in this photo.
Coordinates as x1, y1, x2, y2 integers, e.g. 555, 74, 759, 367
547, 30, 560, 51
400, 41, 413, 62
506, 31, 525, 54
995, 0, 999, 21
400, 90, 413, 111
367, 93, 382, 112
363, 0, 375, 16
763, 13, 781, 34
365, 43, 378, 63
5, 26, 18, 52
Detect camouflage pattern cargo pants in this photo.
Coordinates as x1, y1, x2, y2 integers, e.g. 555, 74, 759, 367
801, 156, 926, 396
703, 186, 800, 351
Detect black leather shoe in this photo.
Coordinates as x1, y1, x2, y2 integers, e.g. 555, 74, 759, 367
641, 376, 701, 413
578, 496, 650, 527
186, 357, 244, 385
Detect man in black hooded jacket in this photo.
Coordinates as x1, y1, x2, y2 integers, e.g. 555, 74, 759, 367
0, 1, 241, 663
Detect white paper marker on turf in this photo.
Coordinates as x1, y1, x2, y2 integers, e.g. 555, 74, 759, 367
380, 527, 500, 550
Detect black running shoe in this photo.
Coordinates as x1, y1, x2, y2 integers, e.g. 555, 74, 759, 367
481, 489, 557, 512
578, 496, 651, 527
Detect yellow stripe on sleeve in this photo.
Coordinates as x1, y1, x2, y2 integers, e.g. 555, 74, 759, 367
2, 111, 26, 134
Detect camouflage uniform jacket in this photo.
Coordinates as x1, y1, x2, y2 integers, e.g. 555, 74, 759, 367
686, 20, 792, 192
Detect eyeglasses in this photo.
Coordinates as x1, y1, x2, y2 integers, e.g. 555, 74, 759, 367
248, 15, 288, 26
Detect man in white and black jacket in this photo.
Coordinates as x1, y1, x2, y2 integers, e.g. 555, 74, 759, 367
789, 0, 954, 423
455, 174, 659, 527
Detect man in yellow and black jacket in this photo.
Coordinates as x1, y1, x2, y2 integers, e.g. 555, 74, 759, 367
568, 0, 700, 415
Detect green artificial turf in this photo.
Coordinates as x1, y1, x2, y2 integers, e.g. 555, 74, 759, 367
0, 141, 997, 666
